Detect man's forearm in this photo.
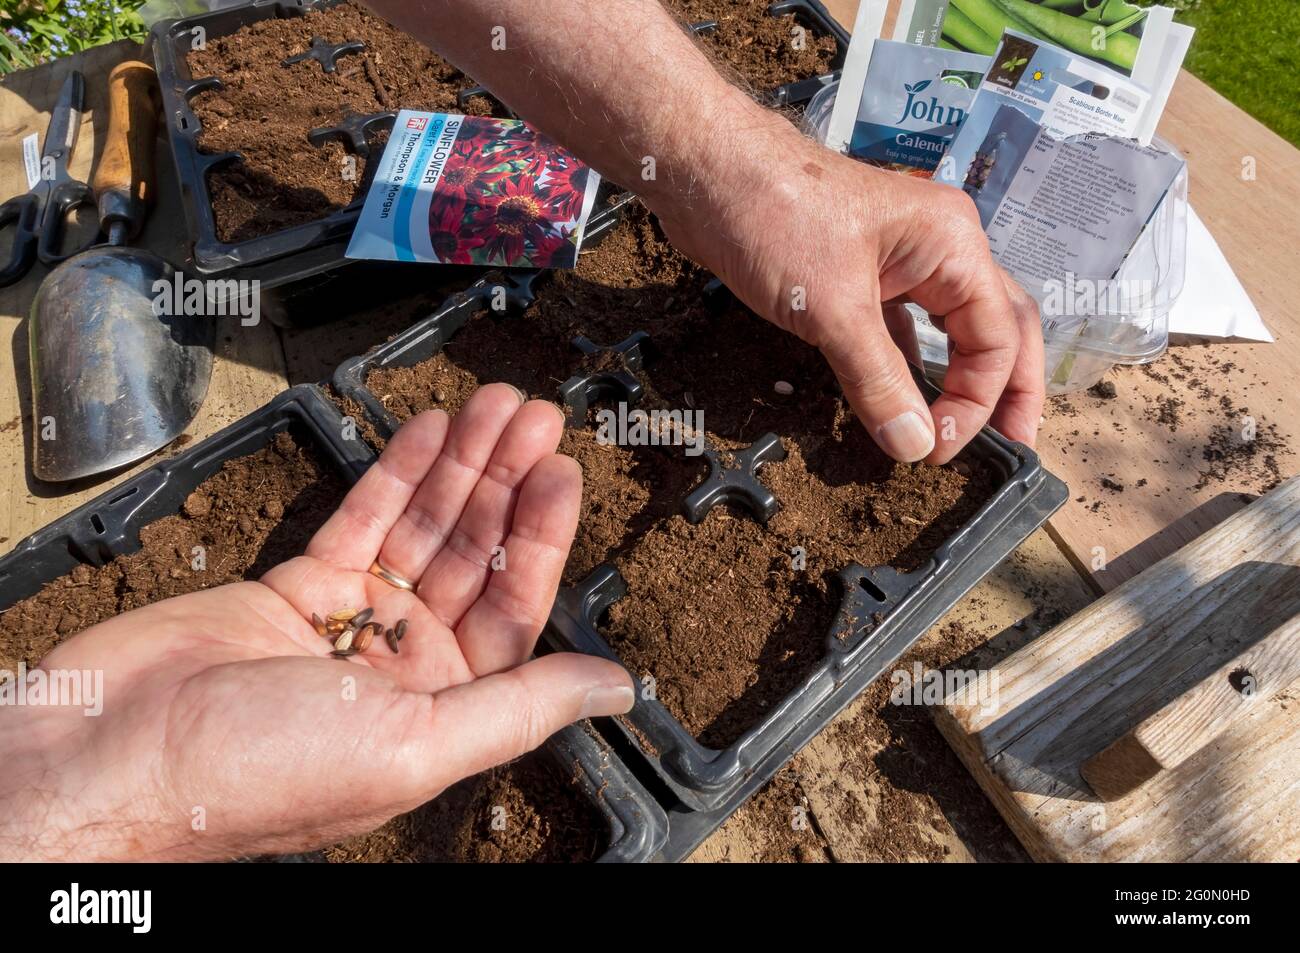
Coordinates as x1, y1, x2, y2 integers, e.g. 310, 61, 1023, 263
362, 0, 793, 222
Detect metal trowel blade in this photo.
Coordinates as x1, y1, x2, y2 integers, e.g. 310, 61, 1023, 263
30, 246, 214, 482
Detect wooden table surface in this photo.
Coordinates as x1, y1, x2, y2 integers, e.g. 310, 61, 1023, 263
0, 3, 1295, 861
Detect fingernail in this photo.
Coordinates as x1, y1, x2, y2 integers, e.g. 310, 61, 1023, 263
548, 400, 569, 422
579, 684, 635, 719
875, 410, 935, 463
508, 384, 527, 404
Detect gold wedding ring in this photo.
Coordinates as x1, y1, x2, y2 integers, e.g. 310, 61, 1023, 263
368, 560, 416, 591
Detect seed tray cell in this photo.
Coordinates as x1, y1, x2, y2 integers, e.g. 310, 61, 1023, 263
0, 384, 667, 863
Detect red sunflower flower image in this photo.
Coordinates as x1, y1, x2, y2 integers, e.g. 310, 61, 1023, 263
494, 123, 573, 176
468, 175, 560, 266
438, 145, 512, 201
531, 226, 578, 269
456, 115, 513, 145
542, 162, 591, 221
427, 193, 484, 265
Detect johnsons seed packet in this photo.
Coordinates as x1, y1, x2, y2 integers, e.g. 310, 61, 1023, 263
347, 110, 601, 269
847, 40, 989, 176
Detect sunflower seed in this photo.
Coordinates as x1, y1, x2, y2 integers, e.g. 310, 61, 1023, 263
327, 608, 358, 623
395, 618, 408, 641
311, 613, 328, 637
385, 628, 399, 653
331, 648, 358, 659
774, 380, 794, 396
333, 629, 355, 653
354, 622, 376, 653
352, 608, 374, 628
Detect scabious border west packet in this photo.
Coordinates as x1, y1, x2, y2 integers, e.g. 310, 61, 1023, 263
347, 110, 602, 269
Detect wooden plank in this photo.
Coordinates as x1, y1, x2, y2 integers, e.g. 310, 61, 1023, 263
934, 478, 1300, 862
0, 43, 289, 557
1082, 619, 1300, 800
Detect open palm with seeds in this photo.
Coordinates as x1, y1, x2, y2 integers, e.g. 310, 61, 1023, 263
0, 384, 634, 861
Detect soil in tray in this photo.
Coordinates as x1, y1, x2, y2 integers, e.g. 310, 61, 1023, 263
0, 432, 346, 673
187, 1, 506, 243
364, 203, 837, 444
602, 420, 994, 751
323, 749, 607, 863
664, 0, 840, 91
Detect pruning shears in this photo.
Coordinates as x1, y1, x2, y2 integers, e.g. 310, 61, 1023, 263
0, 71, 98, 288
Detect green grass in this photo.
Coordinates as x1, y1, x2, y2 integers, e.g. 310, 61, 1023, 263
1149, 0, 1300, 146
1, 0, 148, 74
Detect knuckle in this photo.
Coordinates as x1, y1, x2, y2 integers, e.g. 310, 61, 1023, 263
501, 672, 553, 753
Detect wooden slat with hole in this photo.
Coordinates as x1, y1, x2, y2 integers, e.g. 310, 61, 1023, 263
934, 477, 1300, 862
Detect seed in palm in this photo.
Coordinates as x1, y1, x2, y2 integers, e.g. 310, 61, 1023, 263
353, 622, 378, 653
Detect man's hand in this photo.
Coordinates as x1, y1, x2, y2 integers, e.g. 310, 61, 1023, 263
656, 122, 1046, 463
0, 385, 633, 861
364, 0, 1045, 462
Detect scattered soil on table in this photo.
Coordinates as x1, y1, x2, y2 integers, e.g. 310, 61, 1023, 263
323, 750, 607, 863
0, 431, 345, 672
715, 764, 834, 862
187, 1, 505, 242
664, 0, 840, 92
1045, 349, 1294, 520
819, 617, 1035, 862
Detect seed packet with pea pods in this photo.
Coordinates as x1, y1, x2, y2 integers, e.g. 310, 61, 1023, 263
347, 111, 601, 269
893, 0, 1174, 83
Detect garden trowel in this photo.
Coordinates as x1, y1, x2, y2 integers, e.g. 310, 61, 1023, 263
30, 61, 214, 482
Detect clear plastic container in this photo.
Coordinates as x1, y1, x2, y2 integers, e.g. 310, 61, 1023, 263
804, 80, 1189, 395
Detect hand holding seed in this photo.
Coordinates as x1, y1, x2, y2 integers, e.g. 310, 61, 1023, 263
0, 384, 633, 862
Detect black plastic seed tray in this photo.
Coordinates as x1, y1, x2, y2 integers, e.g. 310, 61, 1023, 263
0, 384, 667, 863
553, 415, 1066, 823
150, 0, 848, 293
328, 195, 1067, 834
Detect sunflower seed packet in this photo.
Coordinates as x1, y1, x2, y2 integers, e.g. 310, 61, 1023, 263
347, 110, 601, 269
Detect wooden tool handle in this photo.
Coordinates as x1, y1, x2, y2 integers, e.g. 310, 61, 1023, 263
92, 60, 161, 244
1082, 619, 1300, 801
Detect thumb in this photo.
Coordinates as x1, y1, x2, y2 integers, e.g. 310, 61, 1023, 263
818, 304, 935, 462
410, 652, 635, 791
